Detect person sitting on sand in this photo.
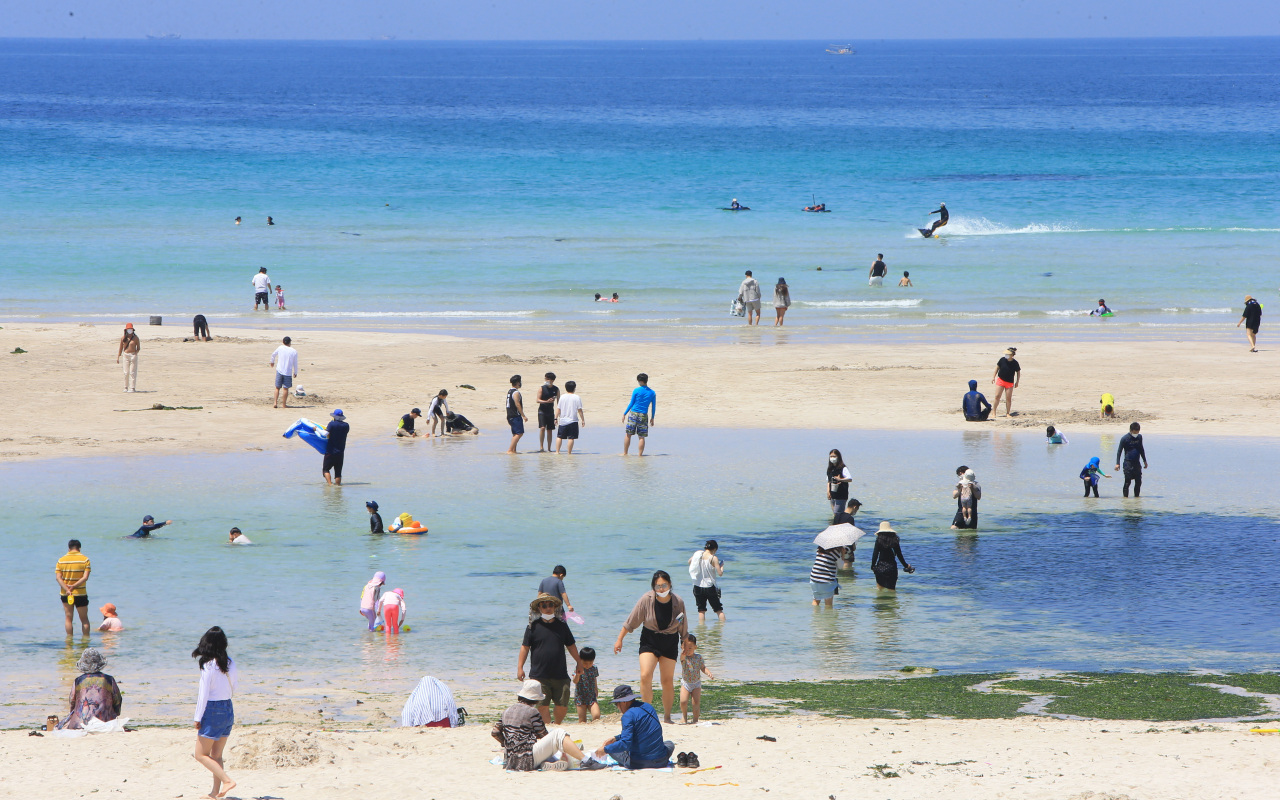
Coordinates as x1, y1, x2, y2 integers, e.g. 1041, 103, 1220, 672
397, 408, 422, 437
444, 411, 480, 435
1100, 393, 1116, 418
492, 680, 588, 771
401, 676, 463, 728
98, 603, 124, 632
585, 684, 676, 770
58, 647, 123, 730
963, 379, 992, 421
1046, 425, 1068, 444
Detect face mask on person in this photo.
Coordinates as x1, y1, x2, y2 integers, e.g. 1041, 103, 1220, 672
829, 457, 838, 464
655, 589, 671, 598
540, 613, 555, 621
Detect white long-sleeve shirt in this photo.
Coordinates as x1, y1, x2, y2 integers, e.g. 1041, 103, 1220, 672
194, 658, 237, 722
377, 593, 406, 621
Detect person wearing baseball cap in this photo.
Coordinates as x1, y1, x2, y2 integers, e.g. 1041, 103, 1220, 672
323, 410, 349, 485
491, 679, 587, 771
116, 323, 141, 392
587, 684, 676, 770
365, 501, 383, 533
397, 408, 422, 438
130, 514, 173, 538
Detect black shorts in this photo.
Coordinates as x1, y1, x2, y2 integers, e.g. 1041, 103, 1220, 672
255, 292, 268, 305
557, 422, 579, 440
638, 627, 680, 660
323, 452, 345, 477
61, 594, 89, 608
538, 408, 556, 429
692, 585, 723, 614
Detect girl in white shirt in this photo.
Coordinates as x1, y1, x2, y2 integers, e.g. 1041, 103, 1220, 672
377, 588, 407, 634
192, 626, 237, 799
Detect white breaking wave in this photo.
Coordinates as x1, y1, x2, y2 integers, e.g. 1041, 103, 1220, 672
1045, 309, 1092, 316
926, 311, 1020, 318
801, 299, 922, 308
270, 310, 538, 318
1161, 307, 1233, 314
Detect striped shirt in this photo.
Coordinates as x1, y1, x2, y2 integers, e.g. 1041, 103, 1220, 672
56, 551, 91, 596
809, 550, 838, 583
400, 676, 458, 727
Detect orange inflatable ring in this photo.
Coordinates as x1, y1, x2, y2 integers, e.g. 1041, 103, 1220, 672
397, 524, 428, 535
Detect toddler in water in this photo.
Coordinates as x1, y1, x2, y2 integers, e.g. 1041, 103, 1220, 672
1079, 457, 1110, 497
1046, 425, 1068, 444
97, 603, 124, 632
377, 588, 406, 633
679, 635, 715, 724
572, 646, 601, 722
956, 469, 980, 526
898, 271, 912, 287
275, 285, 286, 310
359, 571, 385, 631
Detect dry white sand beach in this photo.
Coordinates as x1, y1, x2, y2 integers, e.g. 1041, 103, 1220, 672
3, 718, 1274, 800
3, 322, 1277, 462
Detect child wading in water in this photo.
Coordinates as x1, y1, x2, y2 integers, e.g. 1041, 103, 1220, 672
572, 646, 601, 722
679, 635, 715, 724
275, 285, 286, 310
1046, 425, 1067, 444
1080, 457, 1110, 497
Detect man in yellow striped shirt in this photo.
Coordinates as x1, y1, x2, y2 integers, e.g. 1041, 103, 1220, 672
55, 539, 92, 636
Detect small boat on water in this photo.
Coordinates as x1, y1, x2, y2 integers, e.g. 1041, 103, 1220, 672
826, 45, 855, 55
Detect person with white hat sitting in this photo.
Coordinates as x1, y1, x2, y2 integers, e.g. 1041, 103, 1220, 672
490, 680, 586, 771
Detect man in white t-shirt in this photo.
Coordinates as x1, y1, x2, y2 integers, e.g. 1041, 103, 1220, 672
252, 267, 272, 311
269, 336, 299, 409
554, 380, 585, 455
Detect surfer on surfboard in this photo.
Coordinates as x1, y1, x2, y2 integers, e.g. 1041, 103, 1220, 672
920, 202, 948, 237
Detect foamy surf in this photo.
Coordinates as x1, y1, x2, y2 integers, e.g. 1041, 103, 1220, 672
800, 299, 922, 308
906, 217, 1092, 238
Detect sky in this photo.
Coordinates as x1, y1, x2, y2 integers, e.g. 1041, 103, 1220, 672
6, 0, 1279, 40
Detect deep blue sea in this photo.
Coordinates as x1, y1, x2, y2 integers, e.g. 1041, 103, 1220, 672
1, 38, 1278, 338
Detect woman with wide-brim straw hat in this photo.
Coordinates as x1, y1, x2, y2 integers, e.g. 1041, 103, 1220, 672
870, 521, 915, 591
613, 570, 687, 724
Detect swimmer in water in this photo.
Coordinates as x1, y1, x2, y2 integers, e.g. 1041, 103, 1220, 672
359, 571, 385, 631
611, 292, 619, 302
803, 203, 827, 212
927, 202, 948, 235
1090, 299, 1112, 316
130, 515, 172, 538
898, 271, 912, 287
228, 527, 252, 545
595, 293, 603, 301
234, 217, 241, 225
730, 198, 741, 210
267, 216, 274, 226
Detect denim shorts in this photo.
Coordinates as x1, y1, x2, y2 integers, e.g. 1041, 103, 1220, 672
810, 580, 837, 600
198, 699, 235, 739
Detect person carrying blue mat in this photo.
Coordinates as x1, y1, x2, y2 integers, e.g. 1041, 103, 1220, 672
283, 418, 328, 455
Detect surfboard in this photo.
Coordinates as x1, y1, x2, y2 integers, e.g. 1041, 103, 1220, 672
719, 207, 750, 211
918, 228, 934, 238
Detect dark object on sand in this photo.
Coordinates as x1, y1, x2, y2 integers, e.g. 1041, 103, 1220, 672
757, 735, 776, 742
149, 315, 162, 325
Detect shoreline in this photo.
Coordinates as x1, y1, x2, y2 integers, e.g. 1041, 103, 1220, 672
2, 322, 1276, 463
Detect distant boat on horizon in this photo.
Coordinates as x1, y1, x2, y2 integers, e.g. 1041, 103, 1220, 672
826, 45, 855, 55
145, 33, 181, 40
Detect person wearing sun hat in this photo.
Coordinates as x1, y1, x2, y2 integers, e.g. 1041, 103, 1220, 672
1238, 295, 1262, 351
98, 603, 124, 632
517, 593, 582, 725
870, 521, 914, 591
58, 647, 123, 730
587, 684, 676, 770
491, 679, 587, 771
116, 322, 141, 392
323, 409, 349, 485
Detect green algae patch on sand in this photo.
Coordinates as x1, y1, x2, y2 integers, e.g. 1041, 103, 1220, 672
994, 673, 1266, 721
698, 674, 1025, 720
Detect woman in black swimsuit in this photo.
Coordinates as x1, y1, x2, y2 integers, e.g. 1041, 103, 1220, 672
614, 570, 687, 723
870, 521, 914, 590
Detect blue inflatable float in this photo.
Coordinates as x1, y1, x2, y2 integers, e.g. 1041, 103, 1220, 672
283, 418, 328, 454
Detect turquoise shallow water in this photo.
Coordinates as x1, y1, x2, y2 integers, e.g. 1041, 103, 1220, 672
1, 38, 1278, 338
2, 428, 1278, 726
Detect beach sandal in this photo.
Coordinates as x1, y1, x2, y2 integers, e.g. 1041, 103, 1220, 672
687, 752, 700, 768
756, 735, 776, 742
541, 759, 570, 771
677, 752, 689, 768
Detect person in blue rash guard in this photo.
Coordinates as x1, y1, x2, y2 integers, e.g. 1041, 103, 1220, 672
622, 373, 657, 456
130, 515, 172, 538
962, 380, 992, 421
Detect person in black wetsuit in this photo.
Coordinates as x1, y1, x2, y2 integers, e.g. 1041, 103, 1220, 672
1115, 422, 1149, 498
366, 501, 384, 533
927, 202, 948, 235
962, 379, 992, 421
949, 464, 980, 529
130, 515, 172, 538
324, 409, 349, 485
870, 521, 914, 590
